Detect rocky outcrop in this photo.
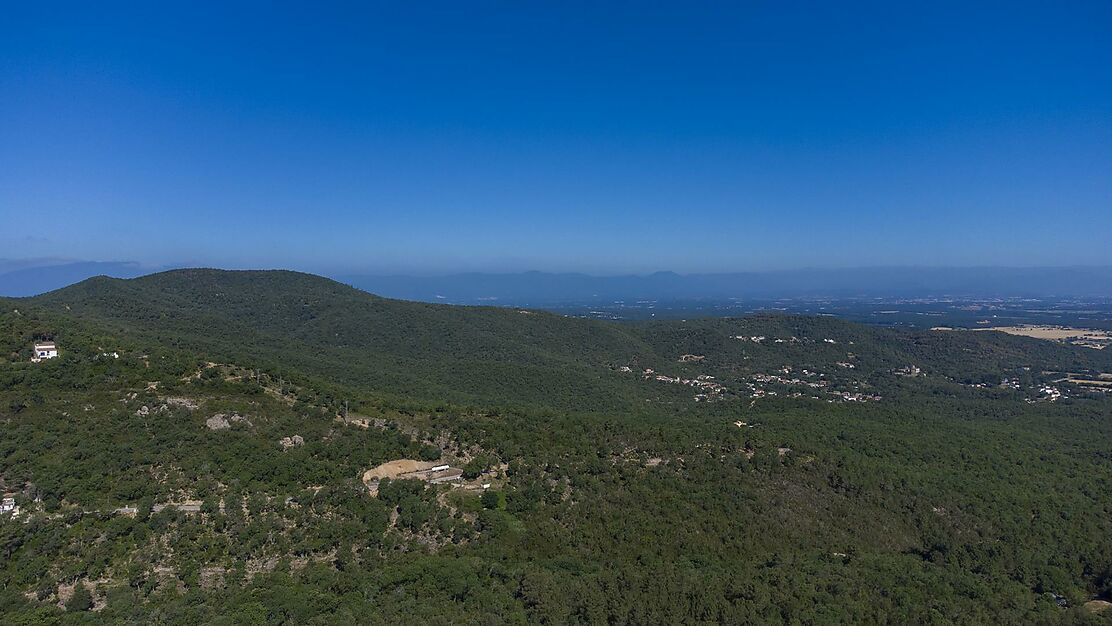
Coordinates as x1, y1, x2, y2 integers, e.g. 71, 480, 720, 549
205, 413, 250, 430
163, 397, 200, 410
279, 435, 305, 449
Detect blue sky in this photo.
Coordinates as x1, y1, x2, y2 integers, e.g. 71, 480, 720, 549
2, 2, 1110, 274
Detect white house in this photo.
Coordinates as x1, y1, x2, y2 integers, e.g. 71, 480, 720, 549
31, 341, 58, 362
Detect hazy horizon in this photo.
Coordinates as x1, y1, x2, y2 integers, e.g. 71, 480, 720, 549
6, 256, 1112, 277
4, 258, 1112, 300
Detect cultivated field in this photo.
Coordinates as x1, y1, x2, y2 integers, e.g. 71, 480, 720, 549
972, 325, 1112, 341
935, 324, 1112, 348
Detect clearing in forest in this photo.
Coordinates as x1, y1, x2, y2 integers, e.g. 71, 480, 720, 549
362, 459, 464, 495
363, 459, 439, 482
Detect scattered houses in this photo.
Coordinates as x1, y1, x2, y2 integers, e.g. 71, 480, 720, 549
1038, 385, 1063, 401
750, 372, 828, 390
644, 369, 728, 400
830, 390, 882, 402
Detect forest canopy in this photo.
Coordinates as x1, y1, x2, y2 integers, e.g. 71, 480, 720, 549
1, 270, 1111, 624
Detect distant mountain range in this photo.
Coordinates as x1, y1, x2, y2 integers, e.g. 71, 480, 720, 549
337, 267, 1112, 304
3, 262, 1111, 300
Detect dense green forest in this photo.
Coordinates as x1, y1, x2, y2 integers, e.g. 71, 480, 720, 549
1, 270, 1111, 624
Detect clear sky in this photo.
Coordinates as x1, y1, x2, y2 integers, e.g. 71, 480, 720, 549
2, 2, 1110, 274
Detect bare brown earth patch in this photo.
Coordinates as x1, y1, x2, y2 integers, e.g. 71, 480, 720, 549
362, 460, 466, 495
972, 325, 1109, 341
1085, 600, 1112, 614
362, 459, 439, 483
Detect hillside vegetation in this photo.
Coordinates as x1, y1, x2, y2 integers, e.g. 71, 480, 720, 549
1, 270, 1111, 624
28, 270, 665, 412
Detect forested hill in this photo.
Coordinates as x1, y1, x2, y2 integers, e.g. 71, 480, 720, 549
22, 269, 660, 411
3, 270, 1112, 623
28, 269, 649, 361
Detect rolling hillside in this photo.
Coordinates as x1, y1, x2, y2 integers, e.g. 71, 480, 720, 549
23, 270, 665, 412
2, 270, 1111, 623
20, 270, 1112, 409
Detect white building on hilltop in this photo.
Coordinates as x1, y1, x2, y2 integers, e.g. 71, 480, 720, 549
31, 341, 58, 362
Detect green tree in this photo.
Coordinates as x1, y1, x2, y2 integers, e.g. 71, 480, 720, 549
463, 456, 491, 480
67, 582, 93, 612
480, 490, 502, 510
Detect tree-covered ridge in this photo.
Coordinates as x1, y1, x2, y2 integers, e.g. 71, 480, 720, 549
19, 270, 1112, 410
1, 271, 1111, 624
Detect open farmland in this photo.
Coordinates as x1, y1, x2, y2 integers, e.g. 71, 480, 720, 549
935, 324, 1112, 349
